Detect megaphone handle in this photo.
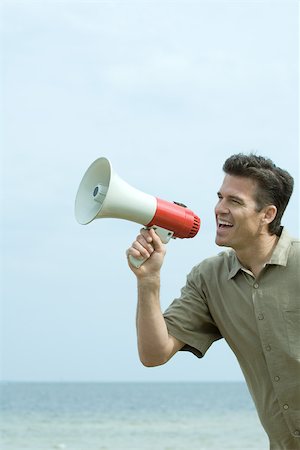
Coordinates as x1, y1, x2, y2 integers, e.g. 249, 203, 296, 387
129, 226, 174, 269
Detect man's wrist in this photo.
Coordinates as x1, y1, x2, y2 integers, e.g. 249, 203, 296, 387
137, 274, 161, 288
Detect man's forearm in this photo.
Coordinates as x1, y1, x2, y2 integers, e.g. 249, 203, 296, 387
136, 277, 173, 367
128, 228, 183, 365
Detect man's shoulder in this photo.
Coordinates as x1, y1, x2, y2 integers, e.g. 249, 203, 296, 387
288, 235, 300, 262
280, 228, 300, 262
202, 249, 234, 266
190, 249, 235, 278
290, 239, 300, 255
281, 228, 299, 244
289, 236, 300, 249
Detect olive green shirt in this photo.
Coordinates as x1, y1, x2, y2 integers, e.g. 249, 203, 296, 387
164, 228, 300, 449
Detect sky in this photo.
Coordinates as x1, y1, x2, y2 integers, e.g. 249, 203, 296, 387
1, 0, 299, 382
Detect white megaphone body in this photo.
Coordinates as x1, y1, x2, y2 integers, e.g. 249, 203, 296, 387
75, 157, 200, 267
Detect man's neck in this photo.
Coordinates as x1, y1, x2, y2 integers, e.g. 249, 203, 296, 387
235, 233, 279, 278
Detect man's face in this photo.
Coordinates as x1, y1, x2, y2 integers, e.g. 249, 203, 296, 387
215, 174, 266, 250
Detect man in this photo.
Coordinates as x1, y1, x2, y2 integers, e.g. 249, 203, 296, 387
126, 154, 300, 450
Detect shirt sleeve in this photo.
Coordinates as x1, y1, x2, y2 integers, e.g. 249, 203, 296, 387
163, 264, 223, 358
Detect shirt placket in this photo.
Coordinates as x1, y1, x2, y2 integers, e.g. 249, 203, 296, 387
251, 276, 300, 439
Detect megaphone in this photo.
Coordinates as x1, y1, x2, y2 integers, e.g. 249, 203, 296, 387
75, 157, 200, 267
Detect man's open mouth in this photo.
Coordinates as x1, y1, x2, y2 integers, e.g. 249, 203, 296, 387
218, 219, 234, 228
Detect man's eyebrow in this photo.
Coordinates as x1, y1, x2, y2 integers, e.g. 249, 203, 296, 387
217, 192, 245, 204
228, 195, 245, 204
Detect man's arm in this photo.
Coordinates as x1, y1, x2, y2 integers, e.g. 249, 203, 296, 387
126, 228, 184, 367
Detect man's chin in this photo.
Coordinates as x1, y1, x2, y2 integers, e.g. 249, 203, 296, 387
215, 236, 230, 248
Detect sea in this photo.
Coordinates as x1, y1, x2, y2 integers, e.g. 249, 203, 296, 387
0, 382, 269, 450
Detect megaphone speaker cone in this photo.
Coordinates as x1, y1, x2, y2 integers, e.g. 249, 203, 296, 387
74, 157, 157, 225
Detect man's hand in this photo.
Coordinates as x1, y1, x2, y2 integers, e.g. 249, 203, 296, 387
126, 228, 166, 278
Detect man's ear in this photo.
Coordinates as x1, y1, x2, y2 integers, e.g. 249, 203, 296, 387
262, 205, 277, 225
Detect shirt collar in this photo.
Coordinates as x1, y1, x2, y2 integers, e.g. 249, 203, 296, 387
227, 227, 292, 280
228, 254, 243, 280
268, 227, 292, 266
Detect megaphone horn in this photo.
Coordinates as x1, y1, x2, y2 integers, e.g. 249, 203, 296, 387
75, 157, 200, 267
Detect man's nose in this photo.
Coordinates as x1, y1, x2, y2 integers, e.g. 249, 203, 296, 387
215, 199, 229, 215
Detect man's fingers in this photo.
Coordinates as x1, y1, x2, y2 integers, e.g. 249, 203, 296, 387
140, 228, 154, 243
136, 233, 154, 252
131, 240, 153, 259
126, 231, 155, 260
126, 228, 166, 274
148, 228, 165, 252
126, 227, 166, 265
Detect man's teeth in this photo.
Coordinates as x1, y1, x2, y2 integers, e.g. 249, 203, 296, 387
218, 219, 233, 227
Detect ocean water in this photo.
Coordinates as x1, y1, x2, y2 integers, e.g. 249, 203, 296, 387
0, 382, 268, 450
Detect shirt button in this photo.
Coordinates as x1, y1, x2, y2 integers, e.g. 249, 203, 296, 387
274, 376, 280, 382
294, 430, 300, 437
266, 345, 271, 351
258, 313, 264, 320
253, 283, 259, 289
283, 404, 289, 410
